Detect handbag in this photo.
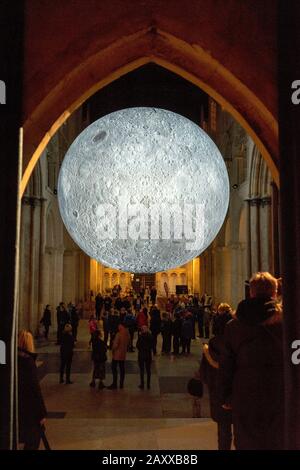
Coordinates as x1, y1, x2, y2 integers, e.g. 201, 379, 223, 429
187, 377, 203, 397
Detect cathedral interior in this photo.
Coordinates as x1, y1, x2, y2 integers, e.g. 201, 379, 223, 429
1, 0, 300, 451
19, 64, 279, 334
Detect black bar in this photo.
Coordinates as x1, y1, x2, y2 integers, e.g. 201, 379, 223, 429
0, 0, 24, 450
278, 0, 300, 450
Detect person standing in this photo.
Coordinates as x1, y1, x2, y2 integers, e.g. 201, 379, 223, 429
149, 304, 161, 355
124, 309, 137, 352
56, 302, 69, 345
18, 330, 47, 450
161, 312, 172, 354
199, 303, 233, 450
40, 305, 51, 339
107, 323, 130, 390
60, 324, 75, 384
145, 286, 150, 305
181, 312, 193, 354
90, 330, 107, 390
136, 325, 153, 390
172, 312, 182, 355
70, 304, 79, 342
219, 272, 284, 450
95, 293, 103, 320
150, 285, 157, 304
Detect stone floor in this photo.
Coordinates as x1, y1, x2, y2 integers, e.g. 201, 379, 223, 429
36, 322, 218, 450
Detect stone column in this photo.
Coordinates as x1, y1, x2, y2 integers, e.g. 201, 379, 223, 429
38, 198, 47, 316
260, 197, 272, 272
192, 257, 200, 295
249, 198, 261, 274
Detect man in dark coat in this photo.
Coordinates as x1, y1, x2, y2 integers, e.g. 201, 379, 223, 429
95, 293, 103, 320
172, 312, 182, 355
149, 304, 161, 355
150, 285, 157, 304
200, 303, 233, 450
56, 302, 69, 345
40, 304, 51, 339
60, 323, 75, 384
70, 304, 79, 342
219, 272, 284, 450
136, 325, 153, 389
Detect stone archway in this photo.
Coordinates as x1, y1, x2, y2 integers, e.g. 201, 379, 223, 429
21, 0, 279, 194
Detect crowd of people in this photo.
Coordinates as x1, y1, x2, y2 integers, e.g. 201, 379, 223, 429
18, 273, 284, 450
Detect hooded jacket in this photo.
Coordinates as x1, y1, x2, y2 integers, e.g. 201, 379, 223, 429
219, 296, 283, 450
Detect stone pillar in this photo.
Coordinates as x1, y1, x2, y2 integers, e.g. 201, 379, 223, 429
38, 198, 47, 316
249, 198, 261, 274
192, 257, 200, 294
260, 197, 272, 272
279, 0, 300, 449
271, 182, 281, 277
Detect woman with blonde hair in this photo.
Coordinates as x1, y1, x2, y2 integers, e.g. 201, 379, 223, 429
18, 330, 47, 450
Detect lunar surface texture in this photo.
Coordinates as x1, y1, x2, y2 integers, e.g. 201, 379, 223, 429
58, 107, 229, 273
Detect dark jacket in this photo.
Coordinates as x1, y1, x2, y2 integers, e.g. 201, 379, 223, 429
219, 297, 283, 450
18, 349, 47, 440
40, 308, 51, 326
200, 336, 232, 423
70, 307, 79, 327
181, 317, 193, 339
150, 308, 161, 334
91, 337, 107, 363
60, 332, 75, 357
172, 317, 182, 336
136, 332, 153, 361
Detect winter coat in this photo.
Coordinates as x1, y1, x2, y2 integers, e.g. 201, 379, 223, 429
136, 332, 153, 361
70, 307, 79, 327
60, 332, 75, 358
172, 317, 182, 337
150, 308, 161, 334
219, 297, 284, 450
40, 308, 51, 327
200, 336, 232, 424
18, 349, 47, 441
136, 312, 148, 329
91, 337, 107, 363
112, 327, 130, 361
181, 317, 193, 339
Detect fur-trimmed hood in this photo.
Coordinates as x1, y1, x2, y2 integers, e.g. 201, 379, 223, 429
236, 297, 282, 327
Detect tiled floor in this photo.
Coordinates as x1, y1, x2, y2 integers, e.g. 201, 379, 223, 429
36, 322, 218, 450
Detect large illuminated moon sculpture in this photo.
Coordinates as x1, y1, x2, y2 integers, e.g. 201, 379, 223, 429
58, 107, 229, 273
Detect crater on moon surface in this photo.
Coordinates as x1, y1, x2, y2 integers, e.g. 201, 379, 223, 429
58, 107, 229, 273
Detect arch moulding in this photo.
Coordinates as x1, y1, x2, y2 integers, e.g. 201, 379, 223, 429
22, 28, 279, 195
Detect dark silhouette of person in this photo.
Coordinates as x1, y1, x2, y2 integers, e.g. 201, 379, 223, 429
172, 312, 182, 355
90, 330, 107, 389
40, 305, 51, 339
199, 303, 233, 450
95, 293, 103, 320
60, 324, 75, 384
161, 312, 172, 354
136, 325, 153, 390
70, 304, 79, 342
219, 272, 284, 450
56, 302, 69, 345
149, 304, 161, 355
